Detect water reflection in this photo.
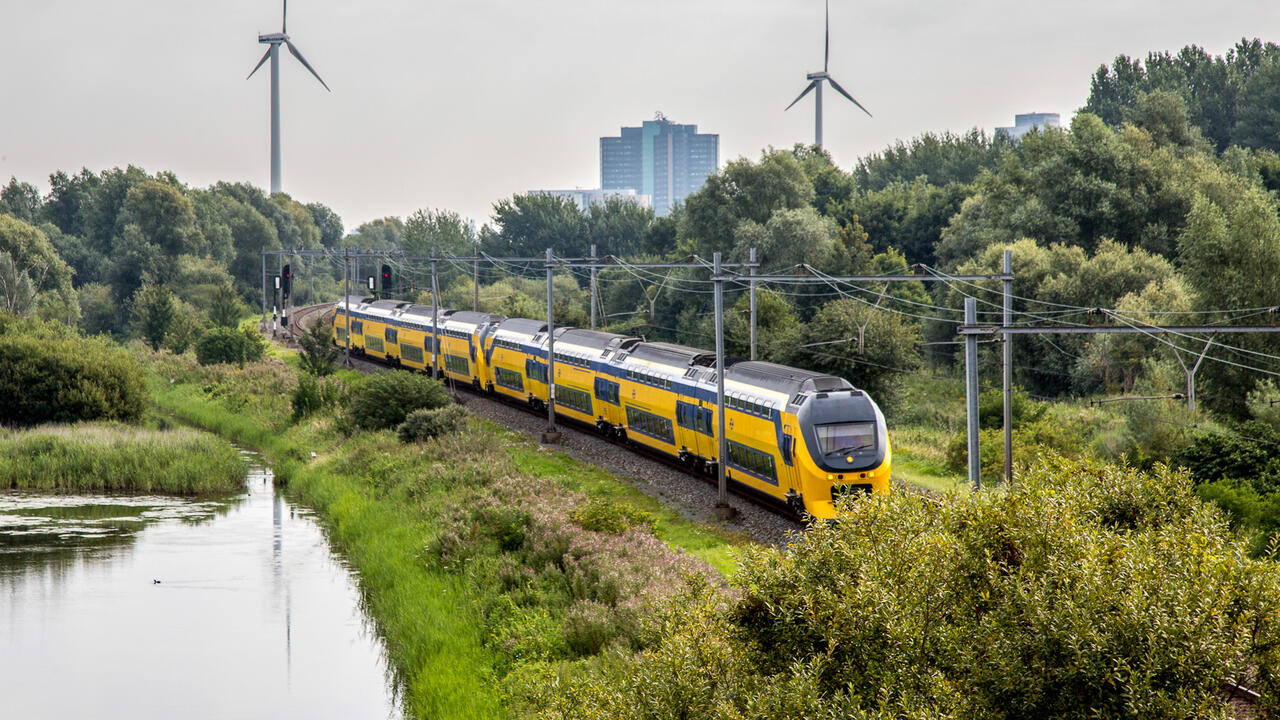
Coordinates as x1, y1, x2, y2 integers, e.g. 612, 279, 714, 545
0, 458, 403, 719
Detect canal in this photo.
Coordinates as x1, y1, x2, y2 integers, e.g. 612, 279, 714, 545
0, 456, 403, 719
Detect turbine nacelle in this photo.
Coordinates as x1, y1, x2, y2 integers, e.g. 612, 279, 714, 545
258, 32, 289, 44
806, 71, 828, 81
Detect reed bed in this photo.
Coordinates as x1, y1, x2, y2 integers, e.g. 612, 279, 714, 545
0, 423, 247, 495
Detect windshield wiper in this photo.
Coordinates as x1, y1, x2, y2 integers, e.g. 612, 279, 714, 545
826, 443, 872, 455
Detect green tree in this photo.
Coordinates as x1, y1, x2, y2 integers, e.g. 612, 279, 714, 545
0, 178, 41, 222
799, 298, 922, 410
120, 180, 201, 256
207, 283, 246, 328
486, 194, 588, 257
791, 144, 856, 213
132, 284, 176, 351
1178, 188, 1280, 411
403, 208, 475, 257
298, 315, 339, 376
163, 301, 203, 355
0, 251, 36, 316
680, 149, 814, 256
306, 202, 345, 248
733, 206, 844, 271
0, 213, 79, 324
853, 128, 1003, 191
586, 198, 653, 257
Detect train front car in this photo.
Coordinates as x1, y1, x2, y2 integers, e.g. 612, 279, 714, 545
791, 377, 891, 519
726, 362, 890, 520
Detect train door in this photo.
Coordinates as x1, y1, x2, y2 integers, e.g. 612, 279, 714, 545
779, 423, 800, 497
694, 400, 714, 468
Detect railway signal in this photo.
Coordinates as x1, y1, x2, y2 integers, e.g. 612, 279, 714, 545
281, 264, 292, 301
381, 264, 392, 299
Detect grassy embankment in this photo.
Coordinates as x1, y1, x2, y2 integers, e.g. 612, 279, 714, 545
0, 422, 247, 495
143, 349, 750, 720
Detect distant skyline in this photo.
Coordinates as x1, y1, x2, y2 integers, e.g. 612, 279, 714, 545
1, 1, 1277, 231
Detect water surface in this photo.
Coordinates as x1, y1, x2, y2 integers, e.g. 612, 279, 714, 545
0, 459, 403, 719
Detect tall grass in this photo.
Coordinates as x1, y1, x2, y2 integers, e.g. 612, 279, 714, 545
0, 422, 247, 495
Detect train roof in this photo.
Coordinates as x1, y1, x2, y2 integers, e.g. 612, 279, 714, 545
493, 317, 547, 336
625, 341, 717, 369
446, 310, 504, 326
725, 361, 854, 397
558, 328, 639, 351
366, 299, 407, 312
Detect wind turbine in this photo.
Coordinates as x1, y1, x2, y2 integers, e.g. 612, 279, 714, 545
785, 0, 871, 148
247, 0, 330, 194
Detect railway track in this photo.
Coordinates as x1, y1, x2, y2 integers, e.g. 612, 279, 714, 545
278, 303, 804, 542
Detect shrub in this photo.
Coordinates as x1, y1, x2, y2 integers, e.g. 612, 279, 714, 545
0, 329, 145, 426
396, 404, 468, 442
1173, 420, 1280, 494
195, 325, 267, 367
977, 385, 1046, 429
291, 372, 344, 421
541, 458, 1280, 718
298, 315, 340, 376
347, 370, 450, 431
568, 498, 656, 536
945, 418, 1086, 485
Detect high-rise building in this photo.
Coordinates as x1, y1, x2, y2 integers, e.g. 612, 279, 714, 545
995, 112, 1061, 141
600, 114, 719, 216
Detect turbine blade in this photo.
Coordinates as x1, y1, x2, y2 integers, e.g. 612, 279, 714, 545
785, 81, 818, 111
282, 0, 287, 33
824, 0, 830, 72
826, 76, 872, 117
286, 40, 331, 92
247, 48, 272, 80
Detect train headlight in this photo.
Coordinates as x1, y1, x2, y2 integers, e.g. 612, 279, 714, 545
827, 474, 834, 480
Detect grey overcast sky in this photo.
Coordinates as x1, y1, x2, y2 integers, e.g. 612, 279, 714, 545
1, 1, 1277, 231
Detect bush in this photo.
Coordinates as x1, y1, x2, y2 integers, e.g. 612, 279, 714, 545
348, 370, 450, 431
541, 458, 1280, 718
1173, 420, 1280, 494
978, 386, 1046, 429
298, 315, 339, 376
0, 328, 145, 426
945, 418, 1086, 485
291, 372, 344, 422
568, 498, 656, 535
396, 404, 468, 441
195, 325, 267, 367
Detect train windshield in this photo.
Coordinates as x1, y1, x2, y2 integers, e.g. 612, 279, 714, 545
815, 422, 876, 455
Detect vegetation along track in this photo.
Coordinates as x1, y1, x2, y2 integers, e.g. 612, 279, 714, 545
283, 304, 802, 546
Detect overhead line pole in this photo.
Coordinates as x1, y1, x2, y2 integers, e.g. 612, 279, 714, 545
343, 246, 351, 367
543, 248, 560, 443
430, 254, 440, 380
749, 247, 757, 361
964, 297, 981, 492
713, 252, 731, 517
589, 244, 598, 331
1002, 250, 1013, 486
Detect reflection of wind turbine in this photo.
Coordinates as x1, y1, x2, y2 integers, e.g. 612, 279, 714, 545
784, 0, 871, 148
247, 0, 330, 194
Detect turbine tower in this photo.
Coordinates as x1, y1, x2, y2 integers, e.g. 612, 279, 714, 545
785, 0, 871, 148
247, 0, 330, 194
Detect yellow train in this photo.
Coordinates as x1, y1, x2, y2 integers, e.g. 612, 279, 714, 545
333, 296, 890, 519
